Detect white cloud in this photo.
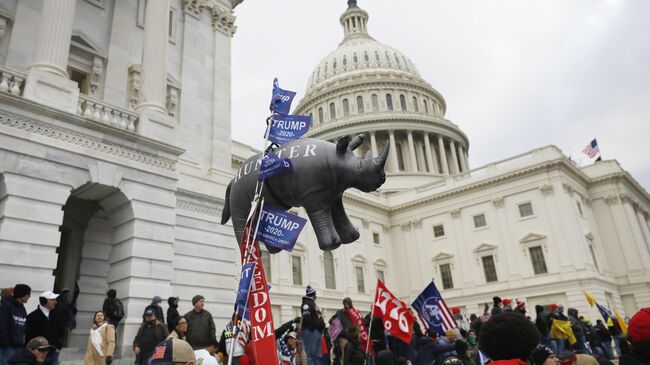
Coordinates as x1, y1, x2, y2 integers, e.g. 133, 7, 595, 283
231, 0, 650, 190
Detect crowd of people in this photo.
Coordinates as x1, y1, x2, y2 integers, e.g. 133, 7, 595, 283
1, 283, 649, 365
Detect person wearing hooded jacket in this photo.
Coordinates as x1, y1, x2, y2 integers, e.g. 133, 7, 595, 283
300, 286, 325, 365
141, 296, 164, 324
567, 308, 587, 353
0, 284, 31, 365
166, 297, 180, 333
620, 308, 650, 365
414, 331, 456, 365
535, 305, 552, 350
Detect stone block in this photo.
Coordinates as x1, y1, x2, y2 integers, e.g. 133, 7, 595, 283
173, 240, 236, 262
1, 195, 64, 225
174, 254, 233, 276
110, 237, 173, 263
122, 180, 176, 208
131, 200, 176, 225
79, 257, 110, 277
23, 68, 80, 114
0, 240, 58, 268
0, 217, 61, 246
2, 173, 71, 205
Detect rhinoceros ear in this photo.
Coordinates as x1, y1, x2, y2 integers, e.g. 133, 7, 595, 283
336, 136, 351, 154
348, 134, 366, 151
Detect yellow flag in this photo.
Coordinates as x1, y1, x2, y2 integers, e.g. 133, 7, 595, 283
614, 309, 628, 335
582, 289, 596, 307
550, 319, 577, 345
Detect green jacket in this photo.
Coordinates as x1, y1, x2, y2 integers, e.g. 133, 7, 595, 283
184, 309, 216, 349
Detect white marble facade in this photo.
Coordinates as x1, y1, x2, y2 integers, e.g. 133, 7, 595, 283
0, 1, 649, 364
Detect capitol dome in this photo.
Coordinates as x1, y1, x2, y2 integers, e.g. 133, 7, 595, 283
296, 0, 471, 191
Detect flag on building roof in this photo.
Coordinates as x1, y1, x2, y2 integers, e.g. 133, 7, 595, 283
412, 281, 457, 337
582, 138, 600, 159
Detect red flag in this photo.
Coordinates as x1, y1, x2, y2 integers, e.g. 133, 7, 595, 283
372, 280, 415, 344
240, 214, 279, 365
346, 307, 374, 355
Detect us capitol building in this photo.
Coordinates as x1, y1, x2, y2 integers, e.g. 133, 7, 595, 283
0, 0, 648, 362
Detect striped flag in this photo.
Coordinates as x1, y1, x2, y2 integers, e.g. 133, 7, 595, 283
582, 138, 600, 159
412, 281, 457, 336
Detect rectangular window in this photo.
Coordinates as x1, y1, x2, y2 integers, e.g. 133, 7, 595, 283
473, 214, 487, 228
355, 266, 365, 293
577, 201, 584, 216
261, 249, 271, 282
373, 232, 380, 245
482, 255, 498, 283
440, 263, 454, 289
292, 256, 302, 285
518, 202, 534, 218
589, 245, 600, 271
529, 246, 548, 275
376, 270, 385, 283
324, 252, 336, 290
433, 224, 445, 238
68, 68, 89, 94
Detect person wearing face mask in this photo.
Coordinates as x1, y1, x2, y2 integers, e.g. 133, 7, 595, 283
84, 311, 115, 365
133, 306, 169, 365
25, 292, 64, 365
465, 329, 479, 363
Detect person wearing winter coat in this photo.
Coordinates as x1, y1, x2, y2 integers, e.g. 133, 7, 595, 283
8, 337, 52, 365
620, 308, 650, 365
342, 327, 365, 365
567, 308, 587, 353
141, 296, 165, 324
535, 305, 552, 349
300, 286, 325, 365
84, 311, 115, 365
166, 316, 187, 341
491, 297, 503, 317
166, 297, 180, 333
184, 295, 216, 349
413, 331, 455, 365
25, 291, 65, 365
0, 284, 31, 365
132, 306, 168, 365
593, 320, 613, 360
101, 290, 123, 328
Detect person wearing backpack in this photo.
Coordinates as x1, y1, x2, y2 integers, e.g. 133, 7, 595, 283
102, 290, 124, 328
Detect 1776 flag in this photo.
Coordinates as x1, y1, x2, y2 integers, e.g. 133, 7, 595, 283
372, 280, 416, 344
582, 138, 600, 159
412, 281, 457, 336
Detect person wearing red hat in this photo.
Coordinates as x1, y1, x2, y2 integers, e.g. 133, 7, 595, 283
502, 299, 513, 313
622, 307, 650, 365
514, 300, 526, 317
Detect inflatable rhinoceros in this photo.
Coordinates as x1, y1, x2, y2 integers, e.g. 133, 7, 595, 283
221, 134, 389, 252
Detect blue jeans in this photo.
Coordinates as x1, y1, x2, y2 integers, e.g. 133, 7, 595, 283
0, 347, 21, 365
301, 329, 322, 365
553, 339, 565, 354
599, 340, 613, 360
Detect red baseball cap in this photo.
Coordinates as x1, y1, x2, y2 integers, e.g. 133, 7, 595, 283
629, 307, 650, 343
502, 298, 512, 306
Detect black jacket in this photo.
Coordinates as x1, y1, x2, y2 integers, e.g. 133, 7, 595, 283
25, 307, 65, 350
0, 296, 28, 347
343, 337, 365, 365
8, 348, 40, 365
534, 306, 549, 336
301, 296, 325, 332
166, 297, 180, 332
414, 336, 456, 365
620, 340, 650, 365
133, 320, 168, 364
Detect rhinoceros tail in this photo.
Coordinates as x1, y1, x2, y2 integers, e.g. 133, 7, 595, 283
221, 181, 232, 225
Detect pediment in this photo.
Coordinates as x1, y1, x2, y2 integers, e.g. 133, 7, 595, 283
351, 254, 366, 263
473, 243, 497, 253
374, 259, 387, 267
520, 232, 546, 243
71, 31, 104, 56
432, 252, 453, 261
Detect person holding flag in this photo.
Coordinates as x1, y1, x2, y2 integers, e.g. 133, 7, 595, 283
300, 286, 325, 365
411, 281, 457, 338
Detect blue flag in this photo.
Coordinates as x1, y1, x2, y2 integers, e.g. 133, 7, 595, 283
412, 281, 457, 336
235, 262, 256, 320
267, 114, 311, 146
257, 204, 307, 252
596, 302, 612, 322
258, 152, 293, 181
270, 78, 296, 115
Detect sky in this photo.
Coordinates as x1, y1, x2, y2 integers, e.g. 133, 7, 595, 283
231, 0, 650, 191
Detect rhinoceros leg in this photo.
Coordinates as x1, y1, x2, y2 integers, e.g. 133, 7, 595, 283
331, 195, 360, 244
305, 205, 342, 251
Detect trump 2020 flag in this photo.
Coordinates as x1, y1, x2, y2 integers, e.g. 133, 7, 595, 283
270, 78, 296, 115
257, 204, 308, 252
412, 281, 458, 336
235, 262, 256, 320
268, 114, 311, 146
373, 280, 416, 344
258, 152, 293, 181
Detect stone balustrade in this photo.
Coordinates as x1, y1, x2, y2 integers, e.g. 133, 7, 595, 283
78, 95, 138, 132
0, 66, 25, 95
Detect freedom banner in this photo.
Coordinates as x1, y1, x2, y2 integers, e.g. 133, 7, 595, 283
411, 281, 457, 336
234, 262, 256, 320
372, 280, 415, 344
258, 152, 293, 181
268, 114, 311, 146
243, 239, 279, 365
270, 78, 296, 115
257, 204, 307, 252
346, 307, 374, 355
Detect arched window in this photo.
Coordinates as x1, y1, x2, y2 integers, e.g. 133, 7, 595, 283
324, 251, 336, 289
386, 94, 393, 111
412, 96, 419, 112
396, 142, 405, 171
399, 94, 407, 111
394, 54, 400, 65
356, 95, 364, 113
364, 51, 369, 62
309, 112, 313, 125
342, 56, 347, 66
423, 100, 429, 114
343, 98, 350, 117
375, 50, 380, 62
372, 94, 379, 111
318, 107, 324, 123
329, 102, 336, 120
353, 52, 358, 64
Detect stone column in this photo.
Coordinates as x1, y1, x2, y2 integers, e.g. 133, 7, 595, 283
407, 130, 417, 172
458, 145, 468, 172
370, 131, 378, 157
621, 197, 650, 267
388, 130, 399, 172
137, 0, 175, 143
449, 140, 459, 175
23, 0, 80, 113
464, 150, 470, 170
437, 135, 449, 175
423, 133, 434, 173
634, 207, 650, 255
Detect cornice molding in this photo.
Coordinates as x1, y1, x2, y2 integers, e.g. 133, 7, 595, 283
0, 109, 176, 171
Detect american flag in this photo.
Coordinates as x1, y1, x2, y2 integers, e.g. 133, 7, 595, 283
582, 139, 600, 159
151, 343, 167, 360
412, 281, 458, 336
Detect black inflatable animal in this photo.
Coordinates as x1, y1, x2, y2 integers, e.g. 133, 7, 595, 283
221, 134, 389, 252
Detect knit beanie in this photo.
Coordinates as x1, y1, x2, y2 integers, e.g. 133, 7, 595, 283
530, 345, 554, 365
192, 295, 205, 305
493, 296, 502, 304
107, 289, 117, 298
306, 285, 316, 298
13, 284, 31, 298
629, 307, 650, 343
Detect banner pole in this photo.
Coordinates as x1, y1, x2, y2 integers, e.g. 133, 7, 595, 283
363, 279, 378, 365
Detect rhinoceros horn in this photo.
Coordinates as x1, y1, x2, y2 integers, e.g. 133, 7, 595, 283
374, 141, 390, 169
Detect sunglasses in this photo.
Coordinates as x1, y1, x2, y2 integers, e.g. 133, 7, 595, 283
35, 348, 50, 353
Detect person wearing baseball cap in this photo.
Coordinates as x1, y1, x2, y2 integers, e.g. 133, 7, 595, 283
491, 296, 503, 316
0, 284, 31, 365
150, 338, 195, 365
624, 307, 650, 365
24, 291, 63, 365
7, 337, 53, 364
133, 305, 169, 365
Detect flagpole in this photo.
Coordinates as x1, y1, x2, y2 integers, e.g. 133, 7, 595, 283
363, 279, 379, 365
